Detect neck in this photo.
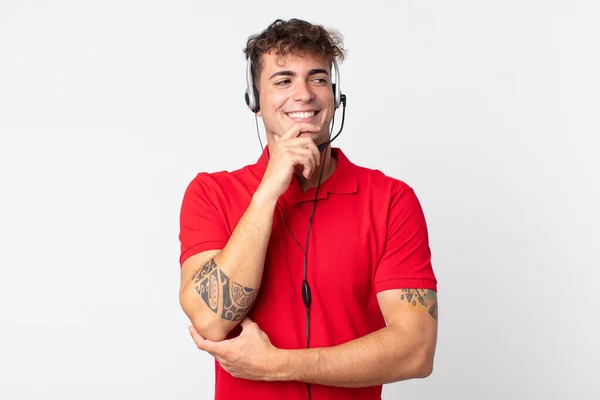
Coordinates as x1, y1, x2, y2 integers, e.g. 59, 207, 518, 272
296, 146, 337, 192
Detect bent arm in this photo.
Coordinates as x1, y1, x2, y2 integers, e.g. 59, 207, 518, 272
274, 289, 438, 387
179, 189, 278, 342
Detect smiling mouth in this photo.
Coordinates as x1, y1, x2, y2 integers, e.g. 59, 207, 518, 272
286, 110, 320, 119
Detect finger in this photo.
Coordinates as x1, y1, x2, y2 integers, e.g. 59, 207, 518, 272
283, 148, 316, 178
277, 137, 320, 167
188, 326, 220, 354
276, 136, 318, 151
279, 122, 321, 141
188, 325, 207, 348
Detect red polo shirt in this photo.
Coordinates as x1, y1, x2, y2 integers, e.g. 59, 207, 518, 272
179, 147, 437, 400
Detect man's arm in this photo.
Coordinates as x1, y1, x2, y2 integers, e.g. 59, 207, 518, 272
179, 189, 278, 342
274, 289, 438, 387
179, 123, 323, 342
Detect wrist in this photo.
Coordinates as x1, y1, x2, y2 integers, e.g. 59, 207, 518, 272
269, 348, 294, 382
252, 186, 279, 208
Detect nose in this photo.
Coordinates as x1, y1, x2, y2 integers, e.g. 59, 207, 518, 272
293, 80, 315, 103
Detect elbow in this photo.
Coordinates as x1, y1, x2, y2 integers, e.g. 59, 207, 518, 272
412, 346, 435, 379
191, 318, 231, 342
179, 291, 231, 342
414, 358, 434, 378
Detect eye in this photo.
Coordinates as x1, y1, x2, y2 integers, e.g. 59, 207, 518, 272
274, 79, 291, 86
311, 77, 328, 85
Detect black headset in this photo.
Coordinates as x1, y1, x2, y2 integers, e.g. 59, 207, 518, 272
245, 56, 346, 400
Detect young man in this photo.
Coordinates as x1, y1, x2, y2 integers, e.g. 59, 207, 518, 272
179, 19, 438, 400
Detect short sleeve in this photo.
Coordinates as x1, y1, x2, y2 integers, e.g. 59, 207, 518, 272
373, 184, 437, 293
179, 173, 229, 266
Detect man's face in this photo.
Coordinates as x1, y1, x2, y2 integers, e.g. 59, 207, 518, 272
256, 51, 335, 146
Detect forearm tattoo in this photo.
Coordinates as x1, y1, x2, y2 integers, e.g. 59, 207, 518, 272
400, 289, 438, 321
190, 258, 258, 322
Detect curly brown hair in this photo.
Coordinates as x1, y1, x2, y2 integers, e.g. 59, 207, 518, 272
243, 18, 345, 86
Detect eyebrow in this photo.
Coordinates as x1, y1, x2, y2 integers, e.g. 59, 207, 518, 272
269, 68, 329, 80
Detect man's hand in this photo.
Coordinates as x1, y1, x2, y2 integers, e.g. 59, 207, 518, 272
257, 122, 321, 201
188, 318, 281, 381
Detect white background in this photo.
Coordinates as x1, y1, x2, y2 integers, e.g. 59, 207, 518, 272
1, 1, 598, 399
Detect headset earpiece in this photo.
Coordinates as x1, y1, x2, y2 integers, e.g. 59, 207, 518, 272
245, 58, 260, 113
332, 60, 342, 109
253, 85, 260, 113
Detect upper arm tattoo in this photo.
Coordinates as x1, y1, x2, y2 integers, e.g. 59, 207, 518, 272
400, 289, 438, 321
190, 258, 258, 322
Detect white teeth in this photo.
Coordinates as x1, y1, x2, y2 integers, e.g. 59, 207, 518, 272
287, 111, 315, 118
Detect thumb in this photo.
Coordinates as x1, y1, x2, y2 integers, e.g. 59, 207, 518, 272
240, 317, 255, 330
